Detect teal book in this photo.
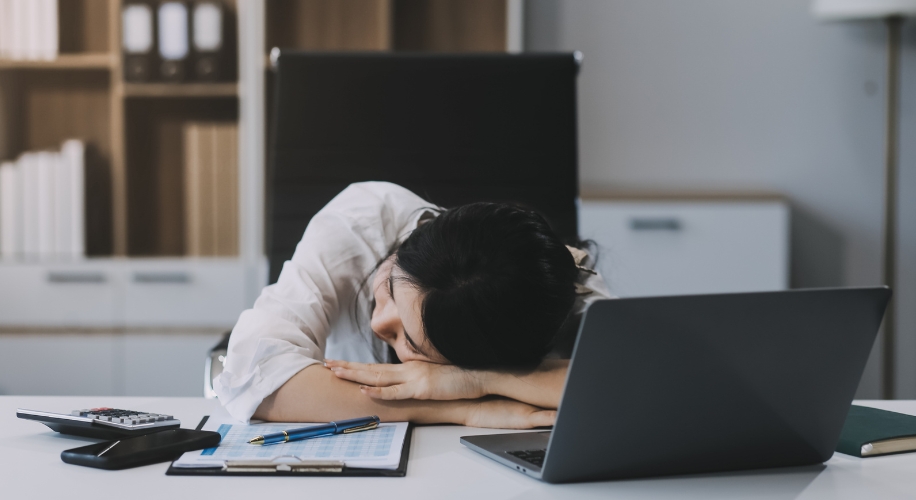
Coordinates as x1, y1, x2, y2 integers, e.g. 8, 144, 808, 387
836, 405, 916, 458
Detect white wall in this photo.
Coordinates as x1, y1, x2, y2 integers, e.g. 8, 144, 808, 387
526, 0, 916, 398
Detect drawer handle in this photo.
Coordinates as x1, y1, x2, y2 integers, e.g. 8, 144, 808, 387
629, 217, 681, 231
47, 271, 107, 284
133, 272, 192, 284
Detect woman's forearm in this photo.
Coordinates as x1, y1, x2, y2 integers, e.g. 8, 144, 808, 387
480, 359, 569, 410
254, 364, 470, 424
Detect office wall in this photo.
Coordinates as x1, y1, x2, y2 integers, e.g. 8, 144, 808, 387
526, 0, 916, 398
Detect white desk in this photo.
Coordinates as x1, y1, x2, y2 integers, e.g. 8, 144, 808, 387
3, 396, 915, 499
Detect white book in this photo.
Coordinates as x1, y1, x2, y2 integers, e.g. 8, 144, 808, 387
36, 151, 56, 258
9, 0, 24, 60
53, 151, 70, 257
39, 0, 57, 61
20, 153, 38, 258
0, 161, 19, 259
25, 0, 40, 60
61, 140, 85, 258
158, 2, 189, 60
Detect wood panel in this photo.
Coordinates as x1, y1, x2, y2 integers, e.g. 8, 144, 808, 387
394, 0, 506, 52
0, 72, 23, 161
266, 0, 392, 51
20, 71, 112, 157
124, 98, 237, 256
59, 0, 112, 54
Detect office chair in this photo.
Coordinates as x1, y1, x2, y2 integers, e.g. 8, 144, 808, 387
207, 52, 582, 395
267, 52, 582, 283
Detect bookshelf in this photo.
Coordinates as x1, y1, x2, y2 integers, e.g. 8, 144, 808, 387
0, 0, 523, 328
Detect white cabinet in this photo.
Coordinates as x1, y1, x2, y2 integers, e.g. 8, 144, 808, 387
122, 260, 248, 327
0, 258, 257, 328
0, 330, 225, 396
579, 199, 789, 298
0, 263, 119, 326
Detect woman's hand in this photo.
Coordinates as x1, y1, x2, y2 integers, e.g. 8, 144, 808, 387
463, 397, 556, 429
325, 359, 487, 401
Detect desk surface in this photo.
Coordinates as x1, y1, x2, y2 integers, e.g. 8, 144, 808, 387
3, 396, 916, 499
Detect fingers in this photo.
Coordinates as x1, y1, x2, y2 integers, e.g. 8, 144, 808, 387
324, 359, 394, 371
528, 410, 557, 428
359, 384, 412, 400
330, 367, 405, 387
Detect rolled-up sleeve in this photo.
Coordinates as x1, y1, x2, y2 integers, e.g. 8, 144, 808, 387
214, 182, 434, 422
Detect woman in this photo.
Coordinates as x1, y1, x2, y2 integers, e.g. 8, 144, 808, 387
215, 182, 611, 429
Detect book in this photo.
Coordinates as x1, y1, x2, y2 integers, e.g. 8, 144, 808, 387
9, 0, 24, 60
25, 0, 41, 60
122, 2, 157, 81
0, 161, 18, 259
38, 0, 57, 61
158, 1, 190, 81
836, 405, 916, 458
36, 151, 56, 258
184, 122, 212, 255
20, 153, 38, 258
213, 123, 238, 256
61, 140, 85, 259
184, 122, 238, 256
191, 1, 223, 81
53, 150, 71, 257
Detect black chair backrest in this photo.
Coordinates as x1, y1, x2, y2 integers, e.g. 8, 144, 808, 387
268, 52, 581, 283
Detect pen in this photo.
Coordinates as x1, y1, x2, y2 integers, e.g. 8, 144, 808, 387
248, 416, 380, 445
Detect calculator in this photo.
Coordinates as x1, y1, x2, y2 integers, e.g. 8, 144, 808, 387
16, 407, 181, 440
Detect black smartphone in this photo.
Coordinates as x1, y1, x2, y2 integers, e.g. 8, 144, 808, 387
61, 429, 221, 470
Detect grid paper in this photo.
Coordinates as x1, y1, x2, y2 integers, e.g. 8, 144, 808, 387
202, 423, 396, 459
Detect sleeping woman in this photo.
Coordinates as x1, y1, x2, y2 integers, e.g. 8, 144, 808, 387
214, 182, 611, 429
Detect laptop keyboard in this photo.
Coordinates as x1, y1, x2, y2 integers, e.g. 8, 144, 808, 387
507, 449, 546, 467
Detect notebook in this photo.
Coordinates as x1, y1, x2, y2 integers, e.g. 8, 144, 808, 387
836, 405, 916, 458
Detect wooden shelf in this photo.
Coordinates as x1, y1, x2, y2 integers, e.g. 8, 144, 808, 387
0, 53, 114, 70
122, 83, 239, 98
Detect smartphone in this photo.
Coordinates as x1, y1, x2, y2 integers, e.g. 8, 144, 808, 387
61, 429, 221, 470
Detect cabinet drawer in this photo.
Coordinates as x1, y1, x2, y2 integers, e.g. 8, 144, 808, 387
579, 201, 789, 297
122, 260, 247, 327
0, 264, 118, 326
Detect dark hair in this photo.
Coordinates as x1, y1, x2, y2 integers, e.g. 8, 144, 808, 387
394, 202, 579, 369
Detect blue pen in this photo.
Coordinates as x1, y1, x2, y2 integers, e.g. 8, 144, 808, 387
247, 416, 380, 445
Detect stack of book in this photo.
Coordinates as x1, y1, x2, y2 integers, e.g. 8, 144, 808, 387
0, 140, 85, 261
0, 0, 58, 61
184, 122, 237, 257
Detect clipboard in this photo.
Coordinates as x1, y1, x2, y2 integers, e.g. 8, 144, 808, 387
166, 416, 413, 477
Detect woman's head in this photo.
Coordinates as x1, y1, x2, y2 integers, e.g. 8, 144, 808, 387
369, 202, 579, 369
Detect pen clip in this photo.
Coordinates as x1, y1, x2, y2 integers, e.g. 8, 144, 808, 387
342, 421, 379, 434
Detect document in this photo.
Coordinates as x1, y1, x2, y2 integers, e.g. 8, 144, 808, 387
173, 408, 408, 470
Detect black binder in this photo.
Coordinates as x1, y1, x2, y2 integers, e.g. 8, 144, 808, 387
166, 416, 413, 477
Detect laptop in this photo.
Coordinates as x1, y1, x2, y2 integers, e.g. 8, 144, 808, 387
461, 287, 891, 483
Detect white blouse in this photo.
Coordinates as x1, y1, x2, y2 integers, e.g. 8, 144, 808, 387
214, 182, 612, 422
